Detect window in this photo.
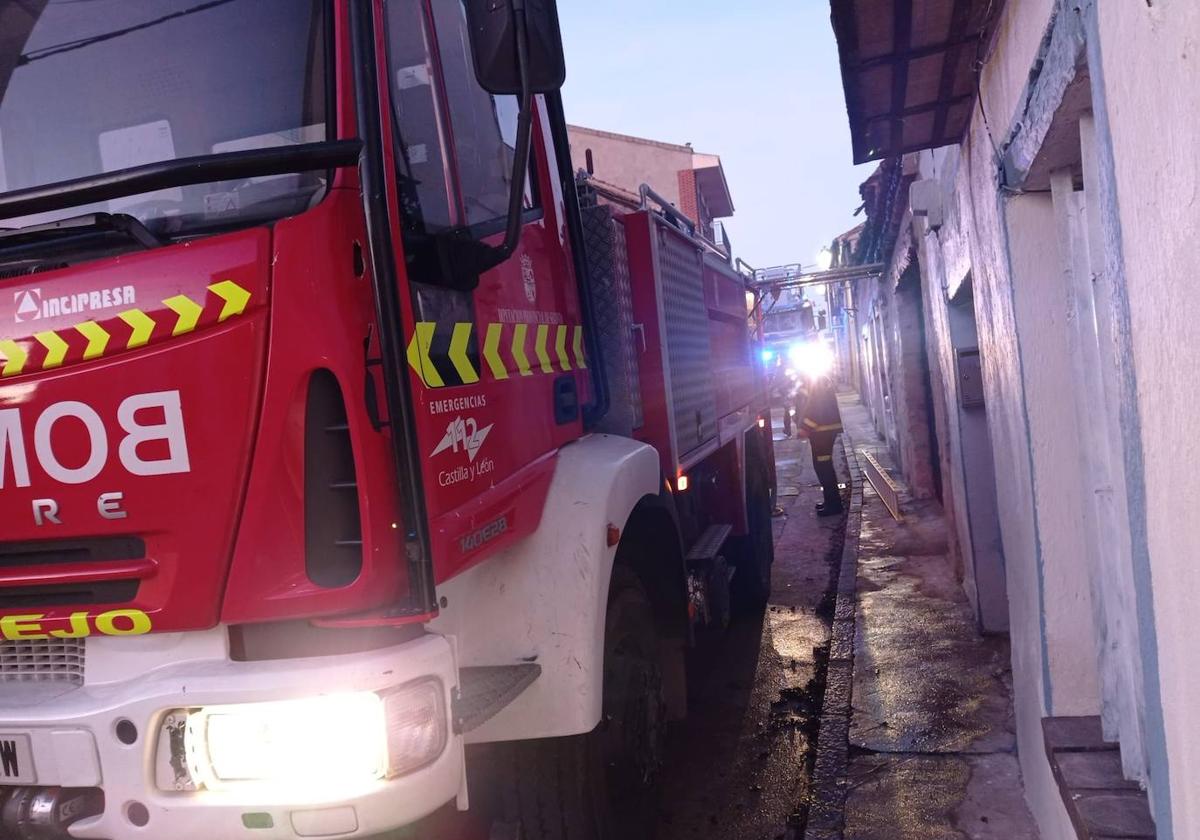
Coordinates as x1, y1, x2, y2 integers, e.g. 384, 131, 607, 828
0, 0, 329, 235
384, 0, 536, 238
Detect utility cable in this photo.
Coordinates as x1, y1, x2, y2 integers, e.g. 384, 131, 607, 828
18, 0, 241, 66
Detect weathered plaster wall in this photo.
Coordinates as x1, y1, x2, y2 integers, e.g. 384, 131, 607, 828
948, 286, 1008, 634
911, 1, 1077, 833
1004, 193, 1101, 716
913, 248, 967, 579
914, 143, 1011, 635
891, 273, 938, 500
914, 214, 1003, 630
851, 255, 938, 501
853, 275, 893, 443
959, 126, 1079, 840
983, 0, 1058, 152
941, 0, 1055, 304
873, 0, 1199, 834
1095, 0, 1200, 831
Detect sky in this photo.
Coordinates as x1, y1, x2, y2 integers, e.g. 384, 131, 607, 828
557, 0, 876, 270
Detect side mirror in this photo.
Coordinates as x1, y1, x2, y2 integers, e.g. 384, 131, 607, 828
465, 0, 566, 95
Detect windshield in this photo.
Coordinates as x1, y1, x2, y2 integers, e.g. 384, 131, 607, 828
764, 309, 811, 335
0, 0, 328, 237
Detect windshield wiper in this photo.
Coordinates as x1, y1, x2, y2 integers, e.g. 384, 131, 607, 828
0, 212, 163, 250
0, 140, 362, 222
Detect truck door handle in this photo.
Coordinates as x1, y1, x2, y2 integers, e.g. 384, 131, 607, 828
632, 323, 646, 353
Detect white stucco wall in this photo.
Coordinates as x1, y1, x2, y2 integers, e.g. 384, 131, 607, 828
1095, 1, 1200, 832
983, 0, 1058, 146
956, 121, 1080, 840
878, 0, 1200, 834
1004, 193, 1101, 716
914, 214, 1008, 631
911, 2, 1079, 834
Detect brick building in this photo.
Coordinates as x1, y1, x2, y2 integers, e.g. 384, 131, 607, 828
566, 125, 734, 250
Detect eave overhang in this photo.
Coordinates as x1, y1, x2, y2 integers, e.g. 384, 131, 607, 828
830, 0, 1004, 164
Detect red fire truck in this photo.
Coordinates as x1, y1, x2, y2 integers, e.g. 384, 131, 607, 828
0, 2, 774, 838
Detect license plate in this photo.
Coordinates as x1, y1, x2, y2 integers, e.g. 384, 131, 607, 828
0, 735, 36, 784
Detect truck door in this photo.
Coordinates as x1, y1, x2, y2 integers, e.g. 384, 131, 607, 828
369, 1, 586, 582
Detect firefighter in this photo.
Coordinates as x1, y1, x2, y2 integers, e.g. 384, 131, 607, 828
797, 370, 844, 516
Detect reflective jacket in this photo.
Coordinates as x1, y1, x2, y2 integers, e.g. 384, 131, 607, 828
799, 373, 843, 435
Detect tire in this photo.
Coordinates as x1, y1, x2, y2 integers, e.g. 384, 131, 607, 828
504, 567, 665, 840
731, 452, 775, 614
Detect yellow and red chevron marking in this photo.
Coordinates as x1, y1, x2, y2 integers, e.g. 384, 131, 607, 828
0, 281, 252, 379
407, 321, 586, 388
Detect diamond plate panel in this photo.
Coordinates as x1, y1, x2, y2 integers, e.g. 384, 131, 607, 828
581, 202, 642, 434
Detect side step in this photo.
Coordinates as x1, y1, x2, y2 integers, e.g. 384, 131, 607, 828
686, 523, 732, 563
453, 664, 542, 734
685, 524, 734, 631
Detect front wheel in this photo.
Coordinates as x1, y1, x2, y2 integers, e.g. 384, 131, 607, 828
503, 567, 664, 839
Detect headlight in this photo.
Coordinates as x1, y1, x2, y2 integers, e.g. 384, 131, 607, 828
761, 348, 775, 363
179, 679, 447, 795
380, 679, 448, 778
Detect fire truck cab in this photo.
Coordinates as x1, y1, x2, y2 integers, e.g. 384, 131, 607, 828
0, 2, 775, 838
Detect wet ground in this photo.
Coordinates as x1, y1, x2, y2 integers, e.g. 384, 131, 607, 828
654, 413, 848, 840
836, 397, 1038, 840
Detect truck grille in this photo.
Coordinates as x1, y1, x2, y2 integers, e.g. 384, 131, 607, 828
0, 638, 86, 685
0, 537, 147, 609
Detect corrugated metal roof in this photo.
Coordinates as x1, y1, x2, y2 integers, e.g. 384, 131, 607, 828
830, 0, 1004, 164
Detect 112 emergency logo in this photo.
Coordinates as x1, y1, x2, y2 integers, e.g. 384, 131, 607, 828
431, 415, 495, 486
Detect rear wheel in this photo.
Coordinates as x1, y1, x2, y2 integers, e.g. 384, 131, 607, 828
731, 450, 775, 614
504, 567, 664, 839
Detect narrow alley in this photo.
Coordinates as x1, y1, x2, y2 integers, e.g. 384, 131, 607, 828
653, 390, 1043, 839
2, 3, 1198, 839
805, 395, 1038, 840
655, 410, 848, 839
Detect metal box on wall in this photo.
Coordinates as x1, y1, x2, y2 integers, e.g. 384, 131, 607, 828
956, 347, 985, 408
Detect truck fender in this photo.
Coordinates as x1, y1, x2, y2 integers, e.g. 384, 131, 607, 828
428, 433, 661, 743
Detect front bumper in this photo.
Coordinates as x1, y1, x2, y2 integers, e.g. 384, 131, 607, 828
0, 628, 462, 839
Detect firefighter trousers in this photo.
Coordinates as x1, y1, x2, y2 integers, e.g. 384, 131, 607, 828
809, 432, 841, 507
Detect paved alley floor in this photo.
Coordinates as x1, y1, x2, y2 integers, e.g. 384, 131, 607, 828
655, 409, 848, 840
807, 394, 1039, 840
